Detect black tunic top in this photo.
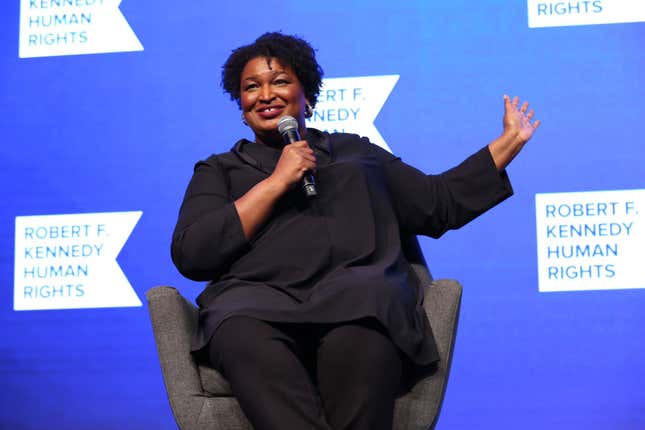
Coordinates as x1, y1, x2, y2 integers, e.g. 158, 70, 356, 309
171, 129, 512, 365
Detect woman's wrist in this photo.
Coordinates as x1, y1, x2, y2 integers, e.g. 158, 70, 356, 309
263, 175, 290, 197
488, 131, 525, 171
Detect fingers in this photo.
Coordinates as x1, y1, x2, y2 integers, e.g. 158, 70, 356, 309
288, 140, 315, 162
299, 151, 316, 164
521, 103, 540, 130
504, 94, 530, 112
505, 94, 538, 121
504, 94, 511, 107
503, 94, 541, 135
278, 140, 316, 173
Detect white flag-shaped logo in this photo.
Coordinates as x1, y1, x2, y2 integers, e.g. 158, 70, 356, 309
14, 211, 143, 311
307, 75, 399, 152
19, 0, 143, 58
535, 190, 644, 293
527, 0, 645, 28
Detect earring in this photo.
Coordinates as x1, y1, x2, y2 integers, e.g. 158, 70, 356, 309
241, 113, 248, 126
305, 104, 313, 118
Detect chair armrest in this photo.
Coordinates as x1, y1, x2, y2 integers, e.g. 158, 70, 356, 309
394, 279, 462, 430
424, 279, 462, 361
146, 286, 205, 429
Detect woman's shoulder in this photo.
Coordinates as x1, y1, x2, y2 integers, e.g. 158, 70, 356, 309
195, 139, 249, 171
322, 130, 367, 146
202, 151, 237, 166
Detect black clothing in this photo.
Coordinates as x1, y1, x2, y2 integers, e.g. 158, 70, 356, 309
209, 316, 402, 430
171, 129, 512, 365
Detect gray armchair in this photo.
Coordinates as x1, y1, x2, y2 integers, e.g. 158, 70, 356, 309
147, 238, 462, 430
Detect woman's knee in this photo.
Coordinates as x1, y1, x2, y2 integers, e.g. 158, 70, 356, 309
317, 320, 402, 385
209, 316, 283, 371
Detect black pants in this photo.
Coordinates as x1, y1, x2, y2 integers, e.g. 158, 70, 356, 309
208, 316, 403, 430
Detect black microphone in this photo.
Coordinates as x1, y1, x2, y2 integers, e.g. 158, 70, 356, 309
277, 116, 317, 197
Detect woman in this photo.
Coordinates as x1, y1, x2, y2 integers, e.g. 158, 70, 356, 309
171, 32, 539, 430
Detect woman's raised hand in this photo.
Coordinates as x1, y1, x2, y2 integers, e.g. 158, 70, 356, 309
503, 95, 541, 144
488, 95, 541, 171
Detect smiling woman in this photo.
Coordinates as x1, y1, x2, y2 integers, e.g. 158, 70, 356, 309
239, 57, 309, 145
170, 31, 539, 430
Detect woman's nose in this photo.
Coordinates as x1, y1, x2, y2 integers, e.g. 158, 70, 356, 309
259, 84, 274, 101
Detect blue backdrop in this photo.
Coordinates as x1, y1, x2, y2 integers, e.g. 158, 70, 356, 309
1, 1, 643, 428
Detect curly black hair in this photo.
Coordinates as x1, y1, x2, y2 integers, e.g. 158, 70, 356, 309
221, 32, 324, 108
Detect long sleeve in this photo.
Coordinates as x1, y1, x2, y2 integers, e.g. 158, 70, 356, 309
171, 157, 249, 281
384, 146, 513, 238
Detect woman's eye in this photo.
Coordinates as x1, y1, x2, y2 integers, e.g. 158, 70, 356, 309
244, 83, 258, 91
274, 79, 288, 85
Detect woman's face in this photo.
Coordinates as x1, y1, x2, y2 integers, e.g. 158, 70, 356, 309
240, 56, 308, 144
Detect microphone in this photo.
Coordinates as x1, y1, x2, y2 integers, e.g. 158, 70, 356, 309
277, 115, 317, 197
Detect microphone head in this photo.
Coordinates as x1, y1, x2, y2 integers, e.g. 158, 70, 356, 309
277, 115, 299, 136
